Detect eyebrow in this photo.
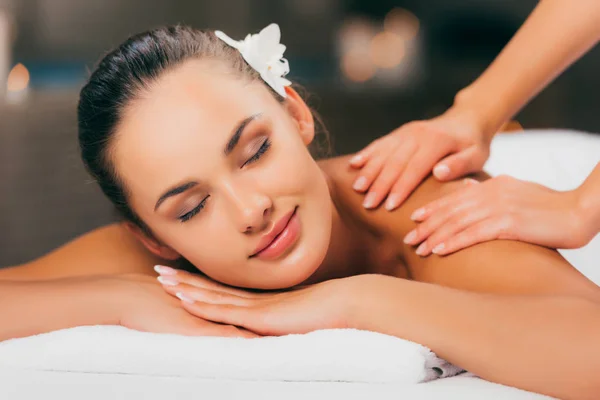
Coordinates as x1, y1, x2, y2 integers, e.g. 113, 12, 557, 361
224, 113, 261, 155
154, 113, 262, 211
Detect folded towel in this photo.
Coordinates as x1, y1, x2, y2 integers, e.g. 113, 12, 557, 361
0, 326, 460, 383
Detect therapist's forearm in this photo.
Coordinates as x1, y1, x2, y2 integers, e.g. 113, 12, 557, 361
0, 278, 119, 341
577, 162, 600, 238
357, 276, 600, 400
452, 0, 600, 138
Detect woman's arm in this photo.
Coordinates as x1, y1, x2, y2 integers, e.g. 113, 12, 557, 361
161, 266, 600, 399
0, 278, 119, 341
0, 274, 256, 341
356, 275, 600, 400
0, 224, 163, 281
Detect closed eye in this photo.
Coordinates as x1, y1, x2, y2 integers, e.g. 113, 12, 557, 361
243, 138, 271, 167
178, 196, 209, 222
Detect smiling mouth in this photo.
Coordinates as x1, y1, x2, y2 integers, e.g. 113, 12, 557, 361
250, 206, 300, 260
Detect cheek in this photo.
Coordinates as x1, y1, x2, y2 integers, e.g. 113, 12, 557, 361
261, 139, 319, 195
167, 213, 245, 281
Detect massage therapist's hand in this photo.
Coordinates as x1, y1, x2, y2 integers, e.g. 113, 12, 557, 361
349, 107, 492, 211
109, 273, 257, 338
404, 175, 595, 256
156, 267, 367, 336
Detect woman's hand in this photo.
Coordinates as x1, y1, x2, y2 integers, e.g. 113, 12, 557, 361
107, 273, 258, 338
156, 267, 364, 336
349, 107, 491, 211
404, 175, 593, 256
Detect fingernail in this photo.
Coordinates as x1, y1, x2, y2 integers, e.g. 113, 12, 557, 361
363, 192, 377, 209
349, 154, 364, 165
154, 265, 177, 275
404, 230, 417, 244
464, 178, 479, 185
433, 164, 450, 179
176, 292, 195, 304
385, 194, 400, 211
432, 243, 445, 254
411, 208, 425, 221
415, 242, 428, 256
353, 176, 368, 191
157, 276, 178, 286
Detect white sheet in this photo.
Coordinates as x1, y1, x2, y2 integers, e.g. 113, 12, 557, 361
0, 369, 551, 400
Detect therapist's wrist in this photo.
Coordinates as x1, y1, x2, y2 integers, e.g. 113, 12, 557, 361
452, 84, 510, 141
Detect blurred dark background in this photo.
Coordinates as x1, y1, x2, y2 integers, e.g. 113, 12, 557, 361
1, 0, 599, 267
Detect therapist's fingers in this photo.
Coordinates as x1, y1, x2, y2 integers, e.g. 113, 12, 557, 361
404, 196, 479, 247
349, 138, 382, 168
383, 148, 447, 211
427, 217, 511, 256
416, 207, 491, 256
433, 146, 489, 181
352, 155, 386, 194
410, 178, 479, 222
363, 144, 414, 210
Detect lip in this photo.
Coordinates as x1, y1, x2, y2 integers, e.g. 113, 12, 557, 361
251, 207, 300, 260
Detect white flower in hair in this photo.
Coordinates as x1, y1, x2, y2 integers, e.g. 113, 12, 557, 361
215, 23, 292, 98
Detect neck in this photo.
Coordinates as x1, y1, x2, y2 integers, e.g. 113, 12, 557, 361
301, 176, 371, 285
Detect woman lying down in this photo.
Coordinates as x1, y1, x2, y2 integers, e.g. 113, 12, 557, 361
1, 25, 599, 400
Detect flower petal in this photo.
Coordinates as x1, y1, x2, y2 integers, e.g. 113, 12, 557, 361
215, 24, 290, 98
214, 31, 241, 50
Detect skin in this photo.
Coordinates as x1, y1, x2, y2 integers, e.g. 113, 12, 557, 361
2, 56, 600, 398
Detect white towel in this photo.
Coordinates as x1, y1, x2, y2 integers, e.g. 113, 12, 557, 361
0, 326, 460, 384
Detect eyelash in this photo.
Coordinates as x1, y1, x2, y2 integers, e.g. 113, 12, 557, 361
178, 197, 208, 222
178, 138, 271, 223
243, 138, 271, 167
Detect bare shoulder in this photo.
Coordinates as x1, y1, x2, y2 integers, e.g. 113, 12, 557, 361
319, 156, 600, 301
318, 155, 475, 237
0, 224, 164, 280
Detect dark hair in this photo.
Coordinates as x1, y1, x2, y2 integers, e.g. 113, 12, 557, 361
78, 25, 329, 236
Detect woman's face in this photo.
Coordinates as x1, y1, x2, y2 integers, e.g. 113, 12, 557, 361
113, 60, 332, 289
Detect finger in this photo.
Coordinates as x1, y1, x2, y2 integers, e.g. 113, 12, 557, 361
433, 146, 488, 181
179, 296, 255, 331
423, 207, 491, 255
348, 139, 381, 167
155, 266, 260, 298
429, 218, 506, 255
385, 148, 446, 210
363, 144, 413, 210
185, 322, 260, 338
164, 283, 253, 306
352, 155, 386, 194
409, 178, 478, 222
405, 196, 479, 247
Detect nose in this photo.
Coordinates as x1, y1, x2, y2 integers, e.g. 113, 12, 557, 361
221, 180, 272, 234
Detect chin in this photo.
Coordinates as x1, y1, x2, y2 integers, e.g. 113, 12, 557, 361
271, 235, 331, 289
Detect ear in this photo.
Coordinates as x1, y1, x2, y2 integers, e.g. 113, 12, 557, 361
124, 222, 180, 261
284, 86, 315, 146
